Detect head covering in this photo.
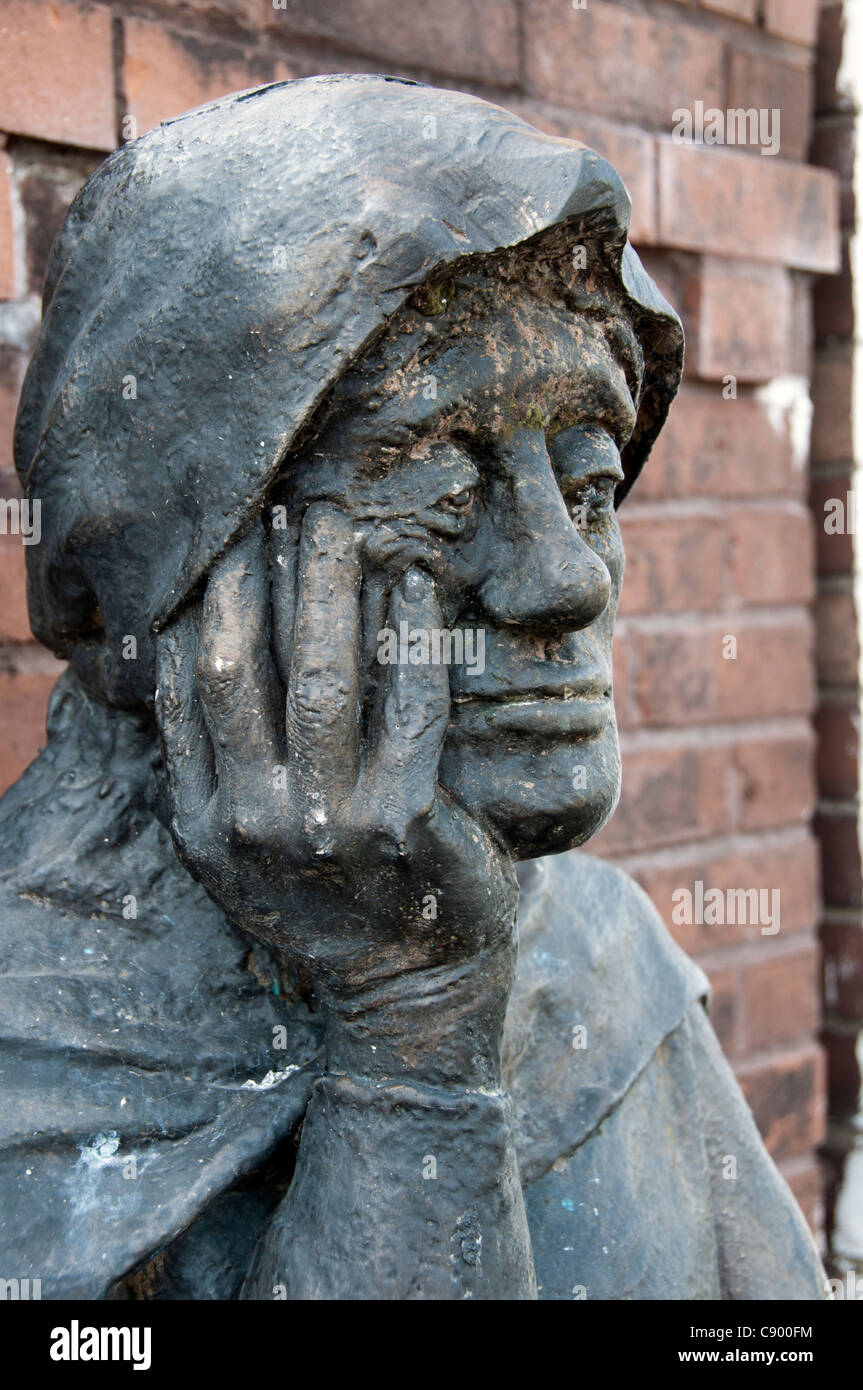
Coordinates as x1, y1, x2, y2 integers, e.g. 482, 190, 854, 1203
14, 74, 683, 704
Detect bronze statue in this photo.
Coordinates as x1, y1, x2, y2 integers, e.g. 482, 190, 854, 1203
0, 75, 826, 1300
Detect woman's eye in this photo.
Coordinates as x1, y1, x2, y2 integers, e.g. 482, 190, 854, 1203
437, 485, 475, 514
567, 477, 617, 528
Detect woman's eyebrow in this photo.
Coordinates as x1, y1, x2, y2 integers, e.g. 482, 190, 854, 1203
543, 364, 637, 446
376, 335, 641, 442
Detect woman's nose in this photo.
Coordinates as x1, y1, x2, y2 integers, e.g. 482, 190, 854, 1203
478, 431, 612, 631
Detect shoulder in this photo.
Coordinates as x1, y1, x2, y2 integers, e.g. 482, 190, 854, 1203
507, 849, 709, 1182
515, 848, 708, 1008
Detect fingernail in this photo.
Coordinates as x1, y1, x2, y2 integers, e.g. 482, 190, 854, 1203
399, 568, 428, 603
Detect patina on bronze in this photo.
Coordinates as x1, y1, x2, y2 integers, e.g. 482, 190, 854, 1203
1, 75, 825, 1300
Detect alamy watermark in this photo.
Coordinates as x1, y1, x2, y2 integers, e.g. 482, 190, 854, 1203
825, 1270, 863, 1300
377, 622, 485, 676
671, 881, 780, 935
672, 101, 780, 157
824, 491, 857, 533
0, 1276, 41, 1299
50, 1322, 151, 1370
0, 498, 40, 545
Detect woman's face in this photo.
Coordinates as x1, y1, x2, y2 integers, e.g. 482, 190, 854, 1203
270, 275, 640, 859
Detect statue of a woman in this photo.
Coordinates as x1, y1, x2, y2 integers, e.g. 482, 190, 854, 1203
0, 75, 826, 1300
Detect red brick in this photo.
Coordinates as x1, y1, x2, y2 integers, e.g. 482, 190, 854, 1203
814, 234, 853, 341
700, 0, 757, 18
810, 113, 856, 226
727, 48, 812, 162
815, 702, 859, 801
612, 632, 633, 731
683, 258, 794, 382
618, 512, 725, 615
819, 1028, 861, 1116
0, 667, 59, 793
524, 0, 724, 129
815, 808, 862, 909
789, 273, 813, 379
781, 1160, 822, 1231
638, 384, 803, 501
150, 0, 267, 34
628, 833, 818, 954
631, 617, 813, 726
0, 148, 15, 300
811, 110, 856, 186
122, 18, 298, 134
727, 506, 814, 605
811, 473, 854, 577
508, 103, 656, 244
731, 733, 815, 832
0, 532, 31, 641
763, 0, 819, 48
264, 0, 520, 86
16, 146, 100, 298
0, 347, 25, 477
743, 944, 819, 1051
821, 917, 863, 1019
737, 1044, 824, 1161
811, 344, 854, 463
0, 0, 115, 150
815, 586, 859, 686
657, 140, 839, 273
592, 743, 733, 853
815, 4, 846, 115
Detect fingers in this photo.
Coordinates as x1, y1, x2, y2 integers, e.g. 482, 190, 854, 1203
197, 524, 283, 792
286, 503, 362, 817
155, 608, 215, 826
363, 566, 451, 824
363, 519, 436, 573
268, 512, 300, 694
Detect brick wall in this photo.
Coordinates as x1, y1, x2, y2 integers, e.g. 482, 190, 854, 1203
810, 0, 863, 1273
0, 0, 841, 1233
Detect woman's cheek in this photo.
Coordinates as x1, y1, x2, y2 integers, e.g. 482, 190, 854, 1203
585, 516, 624, 598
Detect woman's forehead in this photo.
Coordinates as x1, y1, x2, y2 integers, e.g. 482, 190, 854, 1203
326, 281, 640, 447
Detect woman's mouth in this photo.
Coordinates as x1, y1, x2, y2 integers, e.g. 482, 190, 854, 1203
449, 687, 612, 738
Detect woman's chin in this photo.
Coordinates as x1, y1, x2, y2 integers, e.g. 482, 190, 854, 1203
439, 729, 621, 860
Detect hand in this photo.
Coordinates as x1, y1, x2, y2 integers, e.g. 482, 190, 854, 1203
154, 505, 518, 1084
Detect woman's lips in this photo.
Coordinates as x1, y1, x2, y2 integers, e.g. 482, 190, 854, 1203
449, 687, 612, 738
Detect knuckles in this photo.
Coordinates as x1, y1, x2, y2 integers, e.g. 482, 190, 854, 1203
353, 798, 436, 859
289, 670, 353, 728
196, 651, 246, 706
168, 814, 212, 877
303, 502, 351, 551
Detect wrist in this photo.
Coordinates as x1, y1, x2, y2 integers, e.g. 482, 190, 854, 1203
319, 945, 515, 1089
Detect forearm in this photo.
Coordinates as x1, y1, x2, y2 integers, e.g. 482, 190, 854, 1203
243, 1070, 535, 1300
241, 953, 536, 1301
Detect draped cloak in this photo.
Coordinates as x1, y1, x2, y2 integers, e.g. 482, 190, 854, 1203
0, 673, 826, 1299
